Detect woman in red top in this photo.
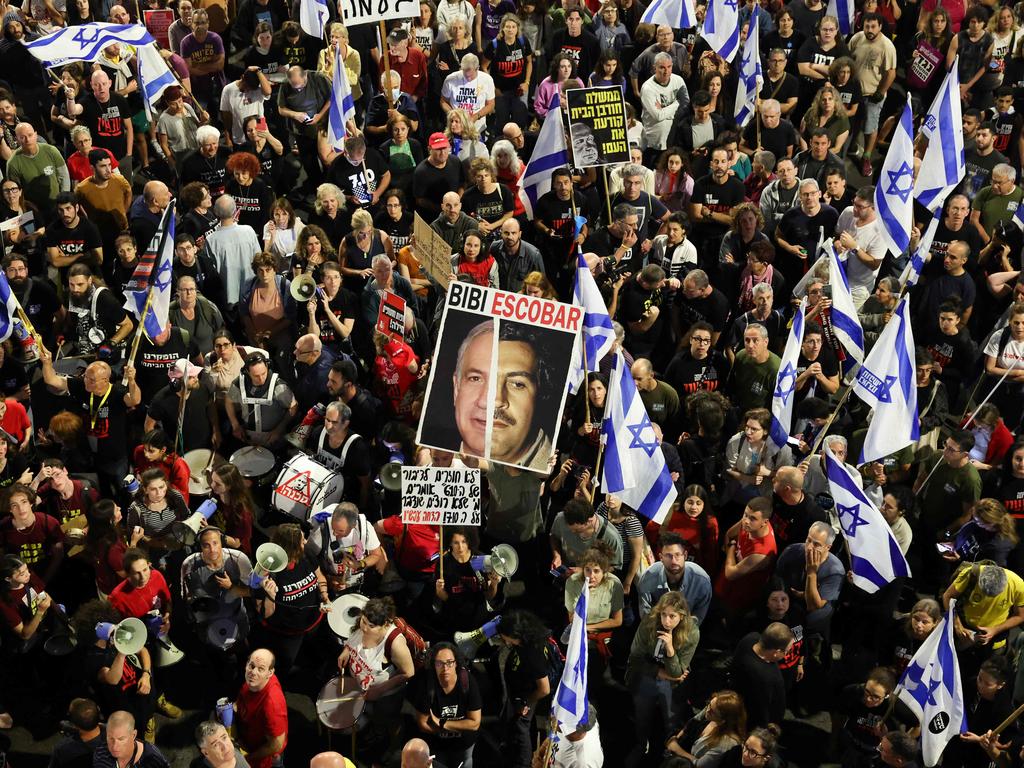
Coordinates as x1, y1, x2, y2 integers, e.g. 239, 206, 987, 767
373, 331, 420, 423
963, 404, 1014, 473
647, 485, 721, 577
450, 231, 499, 288
0, 554, 52, 646
208, 464, 255, 555
131, 429, 191, 505
86, 499, 143, 598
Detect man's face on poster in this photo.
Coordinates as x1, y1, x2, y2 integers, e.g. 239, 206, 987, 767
453, 330, 539, 464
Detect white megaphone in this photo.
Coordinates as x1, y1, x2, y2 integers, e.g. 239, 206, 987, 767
171, 498, 219, 547
249, 542, 288, 587
143, 612, 185, 667
96, 617, 148, 655
454, 615, 502, 661
470, 544, 519, 580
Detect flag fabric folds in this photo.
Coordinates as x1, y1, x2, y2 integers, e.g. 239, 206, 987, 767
123, 204, 175, 340
602, 351, 678, 523
851, 297, 920, 464
327, 44, 357, 151
701, 0, 739, 62
0, 273, 22, 343
734, 7, 763, 129
769, 297, 806, 452
824, 443, 911, 593
567, 249, 616, 394
875, 96, 915, 258
900, 209, 942, 290
897, 600, 966, 766
298, 0, 330, 39
827, 0, 854, 35
136, 43, 177, 120
915, 62, 966, 213
826, 240, 865, 364
25, 23, 155, 67
518, 94, 569, 218
641, 0, 697, 30
553, 587, 589, 731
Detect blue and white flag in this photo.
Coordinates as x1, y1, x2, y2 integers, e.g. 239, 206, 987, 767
326, 45, 356, 151
25, 23, 155, 68
602, 351, 678, 523
734, 7, 762, 128
298, 0, 330, 39
824, 443, 910, 593
136, 43, 177, 121
900, 208, 942, 291
1012, 200, 1024, 231
851, 297, 919, 464
518, 94, 569, 218
701, 0, 740, 63
827, 0, 854, 35
769, 296, 806, 452
123, 203, 174, 340
875, 96, 915, 258
641, 0, 697, 29
553, 586, 589, 731
915, 61, 966, 213
826, 240, 865, 364
0, 273, 22, 343
568, 249, 616, 394
898, 600, 966, 767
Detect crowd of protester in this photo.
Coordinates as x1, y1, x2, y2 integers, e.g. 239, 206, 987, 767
6, 0, 1024, 766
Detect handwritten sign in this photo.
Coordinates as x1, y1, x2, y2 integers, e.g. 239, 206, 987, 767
412, 213, 452, 290
376, 290, 406, 339
340, 0, 417, 26
143, 10, 174, 49
401, 466, 481, 526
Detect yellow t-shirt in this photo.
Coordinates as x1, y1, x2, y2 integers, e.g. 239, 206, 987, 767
953, 566, 1024, 643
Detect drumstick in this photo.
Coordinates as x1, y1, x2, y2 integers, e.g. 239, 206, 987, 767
439, 525, 444, 583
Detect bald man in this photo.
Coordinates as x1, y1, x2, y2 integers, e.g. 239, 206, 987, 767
129, 180, 172, 252
400, 739, 439, 768
93, 710, 171, 768
630, 358, 680, 433
235, 650, 287, 768
292, 332, 338, 415
770, 465, 828, 549
430, 192, 476, 250
310, 752, 355, 768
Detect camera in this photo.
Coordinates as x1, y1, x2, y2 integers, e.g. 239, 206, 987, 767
603, 256, 632, 279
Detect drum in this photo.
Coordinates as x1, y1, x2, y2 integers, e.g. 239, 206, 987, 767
231, 446, 276, 484
327, 593, 368, 640
185, 449, 220, 496
316, 675, 366, 733
272, 454, 343, 521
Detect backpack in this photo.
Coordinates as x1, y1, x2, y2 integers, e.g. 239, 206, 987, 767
385, 617, 430, 671
543, 635, 566, 690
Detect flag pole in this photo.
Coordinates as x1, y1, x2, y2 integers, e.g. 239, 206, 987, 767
808, 384, 854, 456
123, 285, 156, 386
601, 167, 612, 224
380, 21, 394, 110
994, 700, 1024, 735
961, 357, 1022, 428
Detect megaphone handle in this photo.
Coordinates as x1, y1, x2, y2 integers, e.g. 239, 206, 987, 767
439, 525, 443, 583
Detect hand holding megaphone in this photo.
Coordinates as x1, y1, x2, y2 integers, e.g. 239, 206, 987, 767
197, 498, 218, 518
262, 577, 278, 600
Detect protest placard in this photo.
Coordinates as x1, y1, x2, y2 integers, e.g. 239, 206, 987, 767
412, 213, 452, 290
416, 283, 581, 472
143, 10, 174, 48
401, 466, 481, 525
376, 291, 406, 339
339, 0, 416, 26
565, 86, 630, 168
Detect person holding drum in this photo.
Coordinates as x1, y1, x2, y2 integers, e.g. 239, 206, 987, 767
207, 464, 256, 556
225, 353, 298, 451
337, 596, 417, 754
309, 401, 375, 513
306, 502, 385, 597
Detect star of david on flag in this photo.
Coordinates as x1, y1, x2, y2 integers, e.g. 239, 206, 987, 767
123, 202, 175, 340
768, 297, 805, 452
553, 586, 589, 731
701, 0, 739, 62
627, 414, 660, 457
875, 96, 915, 257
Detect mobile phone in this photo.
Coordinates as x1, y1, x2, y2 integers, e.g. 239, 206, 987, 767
936, 542, 955, 554
256, 117, 268, 132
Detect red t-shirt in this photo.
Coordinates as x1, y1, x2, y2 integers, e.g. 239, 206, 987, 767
0, 572, 45, 630
109, 568, 172, 619
714, 526, 777, 614
132, 446, 192, 504
0, 399, 30, 443
374, 340, 418, 419
381, 515, 439, 574
36, 479, 99, 525
66, 148, 119, 183
0, 512, 63, 571
235, 675, 288, 768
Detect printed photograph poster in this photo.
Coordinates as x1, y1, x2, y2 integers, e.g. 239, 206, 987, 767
416, 283, 582, 473
565, 86, 630, 168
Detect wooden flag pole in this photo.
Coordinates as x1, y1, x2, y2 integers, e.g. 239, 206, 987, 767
380, 21, 394, 110
123, 285, 156, 385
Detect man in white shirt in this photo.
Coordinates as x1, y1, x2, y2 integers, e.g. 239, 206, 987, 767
305, 502, 384, 595
204, 195, 259, 306
835, 186, 887, 308
440, 53, 496, 138
640, 52, 685, 163
219, 67, 271, 148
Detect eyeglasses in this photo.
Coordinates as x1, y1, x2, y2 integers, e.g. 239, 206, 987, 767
214, 341, 233, 349
1, 186, 19, 194
742, 744, 768, 759
691, 336, 712, 345
434, 659, 457, 668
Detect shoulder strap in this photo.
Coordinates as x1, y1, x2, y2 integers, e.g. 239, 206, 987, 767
91, 285, 106, 319
384, 624, 402, 660
340, 433, 362, 463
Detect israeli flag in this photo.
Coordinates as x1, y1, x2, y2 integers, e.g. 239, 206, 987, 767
875, 96, 915, 258
0, 273, 22, 342
327, 44, 356, 151
136, 43, 177, 121
701, 0, 740, 63
824, 443, 910, 593
851, 297, 919, 464
734, 7, 762, 129
641, 0, 697, 29
915, 61, 966, 213
518, 94, 569, 218
1012, 200, 1024, 231
299, 0, 330, 39
768, 297, 806, 452
899, 208, 942, 291
827, 0, 854, 35
898, 600, 966, 767
602, 351, 678, 523
567, 249, 616, 394
123, 203, 175, 340
826, 239, 865, 363
553, 587, 589, 731
25, 23, 155, 68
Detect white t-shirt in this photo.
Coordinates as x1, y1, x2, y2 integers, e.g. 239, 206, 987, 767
441, 71, 496, 134
219, 83, 269, 144
984, 327, 1024, 370
836, 207, 887, 296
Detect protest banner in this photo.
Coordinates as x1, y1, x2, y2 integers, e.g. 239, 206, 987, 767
416, 283, 581, 472
143, 10, 174, 48
339, 0, 416, 26
401, 466, 482, 525
376, 291, 406, 339
565, 86, 630, 168
412, 213, 452, 290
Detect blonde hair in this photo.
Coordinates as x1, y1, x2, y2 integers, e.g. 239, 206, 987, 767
973, 498, 1020, 545
445, 107, 480, 141
646, 591, 694, 651
351, 209, 373, 231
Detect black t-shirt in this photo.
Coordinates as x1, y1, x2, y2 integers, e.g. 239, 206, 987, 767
504, 642, 548, 700
758, 70, 801, 102
15, 277, 60, 347
135, 329, 197, 400
690, 176, 747, 236
618, 280, 665, 354
609, 191, 670, 240
309, 289, 359, 350
412, 158, 465, 218
50, 730, 105, 768
67, 378, 129, 459
776, 205, 840, 271
243, 43, 287, 74
742, 120, 799, 161
259, 556, 323, 633
328, 149, 389, 205
986, 474, 1024, 517
413, 668, 484, 751
461, 184, 514, 226
93, 742, 169, 768
796, 39, 848, 87
838, 683, 916, 753
45, 217, 102, 272
926, 219, 985, 276
374, 211, 414, 252
179, 210, 220, 252
678, 287, 731, 334
0, 355, 27, 396
239, 138, 281, 182
664, 350, 727, 394
309, 426, 372, 505
726, 310, 787, 352
68, 286, 127, 353
84, 643, 147, 714
548, 29, 600, 84
225, 177, 275, 232
487, 36, 533, 92
147, 382, 214, 453
770, 493, 827, 549
180, 148, 231, 198
79, 93, 132, 159
434, 553, 491, 631
731, 632, 786, 728
793, 348, 839, 403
